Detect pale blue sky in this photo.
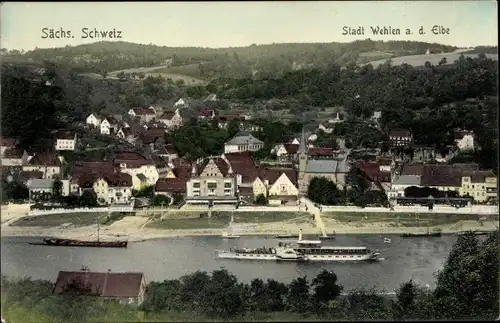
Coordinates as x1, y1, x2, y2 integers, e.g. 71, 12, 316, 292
1, 1, 497, 50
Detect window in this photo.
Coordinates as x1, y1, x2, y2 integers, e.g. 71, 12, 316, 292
224, 182, 232, 188
193, 182, 200, 188
280, 184, 287, 192
207, 183, 217, 189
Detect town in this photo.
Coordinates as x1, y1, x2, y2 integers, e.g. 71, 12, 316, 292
1, 93, 497, 212
0, 3, 498, 320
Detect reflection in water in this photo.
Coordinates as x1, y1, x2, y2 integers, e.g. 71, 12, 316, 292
1, 234, 459, 292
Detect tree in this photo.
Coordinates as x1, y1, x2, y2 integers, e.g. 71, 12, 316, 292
285, 276, 310, 313
79, 190, 98, 207
254, 193, 267, 205
311, 270, 343, 306
132, 185, 155, 198
52, 179, 63, 201
431, 232, 498, 320
307, 177, 344, 205
2, 180, 29, 201
199, 269, 246, 318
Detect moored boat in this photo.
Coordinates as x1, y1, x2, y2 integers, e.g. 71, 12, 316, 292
221, 232, 241, 239
401, 232, 441, 238
30, 238, 128, 248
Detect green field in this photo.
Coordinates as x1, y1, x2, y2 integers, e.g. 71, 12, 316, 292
11, 212, 126, 227
322, 212, 498, 226
146, 211, 308, 230
233, 212, 309, 223
148, 64, 206, 85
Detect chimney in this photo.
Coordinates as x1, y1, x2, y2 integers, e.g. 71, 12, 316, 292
298, 229, 303, 241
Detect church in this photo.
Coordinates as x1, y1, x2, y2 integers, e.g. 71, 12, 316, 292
296, 129, 351, 195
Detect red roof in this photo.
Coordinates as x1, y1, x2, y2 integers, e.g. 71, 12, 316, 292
54, 129, 76, 140
0, 137, 17, 147
160, 111, 175, 120
170, 157, 192, 180
113, 152, 154, 168
355, 162, 391, 183
198, 109, 215, 117
132, 107, 155, 116
258, 167, 297, 185
219, 115, 242, 122
389, 129, 412, 138
308, 147, 333, 157
3, 148, 24, 158
19, 170, 44, 181
53, 271, 144, 298
155, 178, 187, 193
224, 152, 259, 183
99, 172, 132, 187
28, 152, 61, 167
198, 157, 230, 176
283, 143, 299, 154
140, 128, 165, 145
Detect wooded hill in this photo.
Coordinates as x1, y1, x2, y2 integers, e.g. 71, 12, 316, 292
3, 40, 459, 79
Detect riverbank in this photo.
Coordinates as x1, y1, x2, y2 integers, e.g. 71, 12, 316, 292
1, 217, 497, 242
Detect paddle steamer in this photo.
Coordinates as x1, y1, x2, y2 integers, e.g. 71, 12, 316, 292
216, 230, 380, 262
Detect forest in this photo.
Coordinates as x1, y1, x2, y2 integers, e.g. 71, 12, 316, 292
1, 232, 497, 322
2, 39, 460, 78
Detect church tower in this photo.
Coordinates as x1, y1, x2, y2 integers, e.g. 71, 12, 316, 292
297, 128, 308, 194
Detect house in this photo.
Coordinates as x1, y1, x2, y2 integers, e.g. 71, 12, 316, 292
155, 178, 187, 197
27, 178, 55, 201
139, 128, 166, 149
411, 145, 437, 163
460, 170, 497, 202
53, 270, 147, 306
389, 129, 413, 147
159, 109, 183, 129
224, 132, 264, 154
150, 154, 170, 178
85, 113, 101, 128
221, 151, 260, 201
116, 128, 137, 144
128, 107, 157, 123
426, 48, 444, 54
218, 115, 244, 129
204, 93, 217, 102
354, 162, 392, 192
54, 129, 77, 151
371, 111, 382, 123
100, 117, 119, 135
185, 157, 238, 206
318, 124, 334, 134
454, 130, 475, 151
0, 137, 18, 155
296, 130, 350, 194
388, 174, 422, 198
113, 152, 159, 189
275, 143, 299, 162
174, 98, 186, 107
23, 152, 63, 179
198, 109, 216, 120
70, 161, 117, 195
1, 148, 30, 166
377, 157, 394, 172
254, 167, 298, 205
153, 144, 178, 161
92, 172, 133, 205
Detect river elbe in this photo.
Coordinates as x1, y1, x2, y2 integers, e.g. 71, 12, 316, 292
1, 234, 459, 292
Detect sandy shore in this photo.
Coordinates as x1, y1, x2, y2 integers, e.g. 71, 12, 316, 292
1, 217, 497, 242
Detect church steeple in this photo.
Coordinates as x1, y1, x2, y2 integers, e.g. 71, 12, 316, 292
298, 128, 307, 154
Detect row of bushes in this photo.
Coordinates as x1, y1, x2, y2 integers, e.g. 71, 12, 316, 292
1, 232, 497, 322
